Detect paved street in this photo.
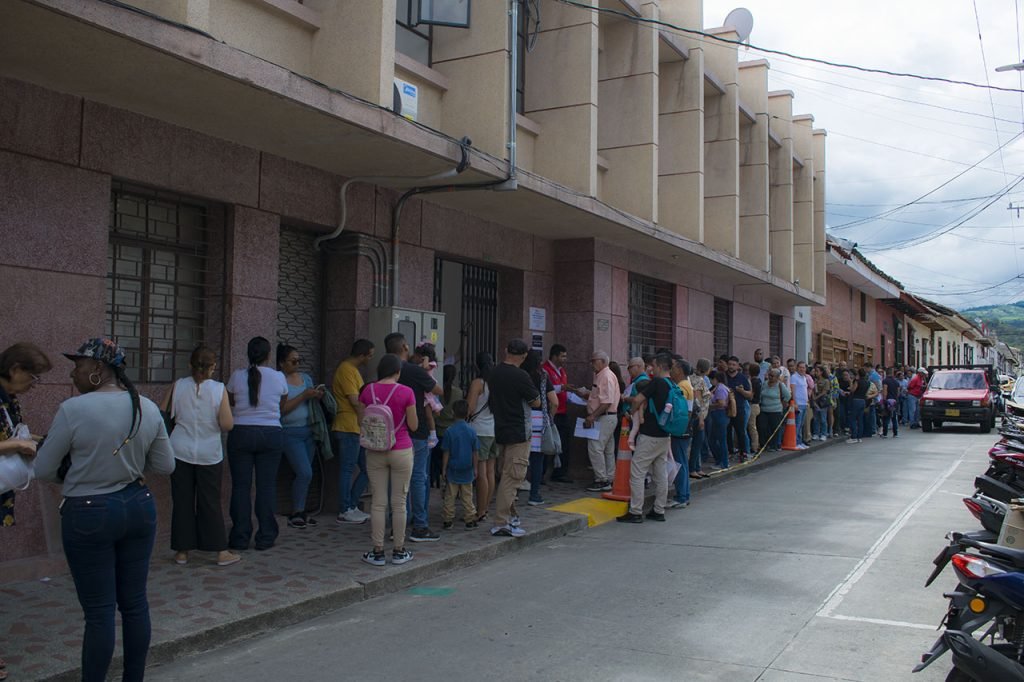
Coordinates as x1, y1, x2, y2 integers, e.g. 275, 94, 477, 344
148, 427, 988, 682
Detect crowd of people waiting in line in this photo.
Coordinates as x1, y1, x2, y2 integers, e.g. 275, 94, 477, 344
0, 334, 931, 682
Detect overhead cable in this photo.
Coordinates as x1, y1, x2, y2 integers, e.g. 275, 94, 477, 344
553, 0, 1024, 94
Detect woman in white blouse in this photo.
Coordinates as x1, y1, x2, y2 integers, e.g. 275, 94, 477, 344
160, 346, 238, 567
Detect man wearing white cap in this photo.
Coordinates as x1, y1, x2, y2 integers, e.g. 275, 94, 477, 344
906, 367, 927, 429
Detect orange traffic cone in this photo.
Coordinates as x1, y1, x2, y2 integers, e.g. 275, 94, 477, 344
602, 416, 633, 501
781, 400, 799, 451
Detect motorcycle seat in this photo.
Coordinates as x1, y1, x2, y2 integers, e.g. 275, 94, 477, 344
973, 540, 1024, 568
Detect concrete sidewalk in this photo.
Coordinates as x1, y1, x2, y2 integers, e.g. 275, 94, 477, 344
2, 436, 838, 681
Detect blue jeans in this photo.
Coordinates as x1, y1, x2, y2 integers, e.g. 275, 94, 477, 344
898, 395, 910, 423
907, 395, 920, 425
409, 438, 431, 529
282, 425, 315, 513
862, 403, 876, 438
730, 402, 750, 454
709, 410, 729, 468
333, 431, 368, 513
671, 436, 691, 503
529, 452, 545, 502
849, 398, 866, 439
228, 425, 284, 550
813, 406, 829, 439
689, 421, 706, 473
62, 482, 157, 682
794, 406, 807, 445
883, 409, 899, 437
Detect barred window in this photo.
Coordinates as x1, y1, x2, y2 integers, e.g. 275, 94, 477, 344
713, 298, 732, 360
628, 275, 674, 359
277, 227, 323, 379
769, 314, 783, 358
106, 184, 212, 383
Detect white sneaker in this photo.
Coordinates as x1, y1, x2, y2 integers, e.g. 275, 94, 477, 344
845, 438, 858, 444
518, 481, 531, 492
339, 508, 369, 524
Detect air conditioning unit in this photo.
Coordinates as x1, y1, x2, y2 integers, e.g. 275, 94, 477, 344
393, 78, 419, 122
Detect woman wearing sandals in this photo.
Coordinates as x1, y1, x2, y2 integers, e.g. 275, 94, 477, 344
277, 343, 325, 529
358, 353, 418, 566
161, 346, 239, 568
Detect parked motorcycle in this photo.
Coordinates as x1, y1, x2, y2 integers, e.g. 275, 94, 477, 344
916, 541, 1024, 680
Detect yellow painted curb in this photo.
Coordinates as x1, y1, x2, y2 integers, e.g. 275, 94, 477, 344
548, 498, 628, 527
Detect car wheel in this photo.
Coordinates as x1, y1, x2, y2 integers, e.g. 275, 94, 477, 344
923, 420, 933, 433
980, 420, 991, 434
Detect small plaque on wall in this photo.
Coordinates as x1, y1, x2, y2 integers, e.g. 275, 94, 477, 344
596, 318, 610, 332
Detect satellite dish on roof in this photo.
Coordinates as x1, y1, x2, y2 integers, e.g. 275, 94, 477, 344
724, 7, 754, 44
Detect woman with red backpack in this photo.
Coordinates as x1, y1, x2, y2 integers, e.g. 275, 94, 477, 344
358, 353, 418, 567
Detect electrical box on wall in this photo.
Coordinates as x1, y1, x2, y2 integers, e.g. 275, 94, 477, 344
392, 78, 419, 122
368, 307, 445, 385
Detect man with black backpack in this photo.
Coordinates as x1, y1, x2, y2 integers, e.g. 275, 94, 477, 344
617, 353, 688, 524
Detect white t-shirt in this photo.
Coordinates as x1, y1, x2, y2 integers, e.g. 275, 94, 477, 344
227, 367, 288, 427
169, 377, 226, 466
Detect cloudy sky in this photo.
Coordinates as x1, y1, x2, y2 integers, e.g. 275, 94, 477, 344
699, 0, 1024, 310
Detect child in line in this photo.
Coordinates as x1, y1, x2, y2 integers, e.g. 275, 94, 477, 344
441, 399, 480, 530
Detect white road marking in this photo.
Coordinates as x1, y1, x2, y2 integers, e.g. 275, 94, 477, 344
821, 613, 937, 631
816, 456, 966, 620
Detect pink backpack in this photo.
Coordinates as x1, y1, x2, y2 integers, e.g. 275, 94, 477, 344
360, 383, 404, 451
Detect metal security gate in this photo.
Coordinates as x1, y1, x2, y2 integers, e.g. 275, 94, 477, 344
628, 274, 674, 359
276, 226, 325, 514
713, 298, 733, 360
434, 259, 498, 392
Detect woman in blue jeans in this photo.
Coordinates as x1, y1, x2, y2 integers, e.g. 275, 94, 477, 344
277, 344, 325, 529
226, 337, 289, 551
708, 371, 731, 469
35, 337, 175, 682
847, 368, 869, 443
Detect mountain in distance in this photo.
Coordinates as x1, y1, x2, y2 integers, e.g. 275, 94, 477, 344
963, 301, 1024, 349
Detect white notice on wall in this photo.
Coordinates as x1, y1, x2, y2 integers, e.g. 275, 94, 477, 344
529, 306, 546, 332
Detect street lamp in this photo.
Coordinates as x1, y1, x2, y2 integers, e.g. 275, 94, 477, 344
996, 62, 1024, 72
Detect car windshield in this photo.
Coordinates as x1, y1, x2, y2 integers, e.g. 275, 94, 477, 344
1013, 381, 1024, 401
928, 372, 987, 391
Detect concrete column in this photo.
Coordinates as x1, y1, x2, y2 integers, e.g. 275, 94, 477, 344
659, 0, 702, 31
702, 28, 740, 257
767, 91, 794, 282
658, 47, 704, 241
432, 1, 511, 159
792, 115, 815, 292
523, 0, 598, 195
597, 5, 659, 220
222, 206, 280, 373
308, 0, 393, 106
737, 60, 770, 271
813, 129, 828, 297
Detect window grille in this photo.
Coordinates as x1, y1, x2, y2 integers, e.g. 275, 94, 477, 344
106, 184, 215, 384
713, 298, 732, 360
628, 275, 674, 359
769, 314, 783, 358
277, 227, 323, 379
860, 292, 867, 322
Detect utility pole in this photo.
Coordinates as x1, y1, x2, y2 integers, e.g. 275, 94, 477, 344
1011, 202, 1024, 219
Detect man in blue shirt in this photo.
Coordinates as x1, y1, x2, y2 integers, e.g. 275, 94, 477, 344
440, 400, 480, 529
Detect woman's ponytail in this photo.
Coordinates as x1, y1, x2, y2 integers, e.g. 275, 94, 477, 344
112, 364, 142, 454
246, 337, 271, 407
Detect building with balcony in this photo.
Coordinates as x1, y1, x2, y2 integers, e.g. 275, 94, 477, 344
0, 0, 827, 574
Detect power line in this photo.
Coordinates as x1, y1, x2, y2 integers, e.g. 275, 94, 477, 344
771, 68, 1024, 127
972, 0, 1022, 278
829, 130, 1024, 230
554, 0, 1024, 94
859, 174, 1024, 250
